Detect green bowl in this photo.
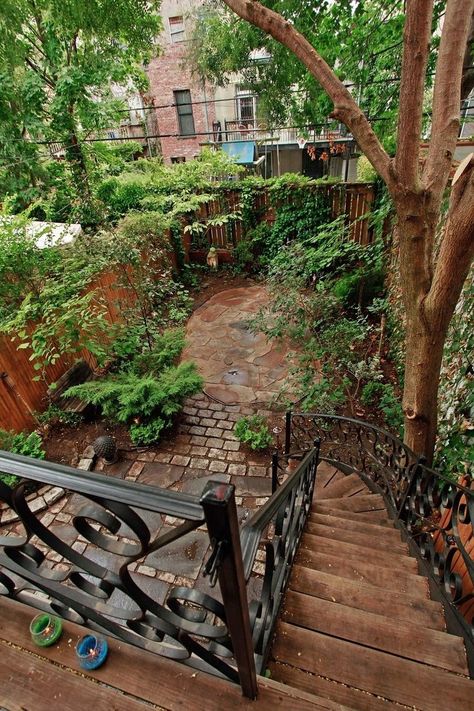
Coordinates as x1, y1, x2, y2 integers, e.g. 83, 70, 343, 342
30, 613, 63, 647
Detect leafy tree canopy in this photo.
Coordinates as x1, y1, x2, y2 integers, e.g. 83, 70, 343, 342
0, 0, 162, 199
189, 0, 443, 148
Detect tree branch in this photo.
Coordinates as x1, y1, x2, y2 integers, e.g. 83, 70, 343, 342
461, 11, 474, 100
394, 0, 433, 189
220, 0, 392, 187
423, 0, 474, 203
25, 57, 55, 89
426, 161, 474, 324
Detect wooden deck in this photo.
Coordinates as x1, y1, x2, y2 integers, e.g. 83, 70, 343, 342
0, 596, 343, 711
1, 463, 473, 710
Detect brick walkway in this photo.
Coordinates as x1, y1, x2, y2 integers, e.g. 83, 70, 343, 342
1, 285, 295, 607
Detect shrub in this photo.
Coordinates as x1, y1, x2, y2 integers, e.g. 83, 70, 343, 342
235, 415, 273, 451
361, 381, 403, 433
0, 430, 45, 487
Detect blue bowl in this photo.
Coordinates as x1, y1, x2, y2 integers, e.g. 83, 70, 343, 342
75, 634, 108, 670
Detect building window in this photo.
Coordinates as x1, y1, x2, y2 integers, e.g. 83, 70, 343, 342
171, 156, 186, 163
169, 16, 185, 43
236, 90, 256, 122
174, 90, 195, 136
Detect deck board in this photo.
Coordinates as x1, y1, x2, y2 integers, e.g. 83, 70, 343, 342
0, 597, 345, 711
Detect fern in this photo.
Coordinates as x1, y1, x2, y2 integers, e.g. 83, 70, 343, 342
65, 362, 203, 426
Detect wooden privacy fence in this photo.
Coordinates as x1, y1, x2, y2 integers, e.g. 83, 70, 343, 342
0, 268, 137, 433
199, 182, 375, 250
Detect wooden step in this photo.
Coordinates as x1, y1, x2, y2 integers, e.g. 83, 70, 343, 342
315, 463, 343, 490
299, 533, 418, 573
314, 494, 387, 513
295, 548, 429, 595
272, 622, 473, 711
271, 662, 401, 711
315, 473, 369, 500
308, 511, 401, 539
311, 505, 393, 526
282, 590, 467, 674
305, 521, 408, 554
0, 638, 155, 711
289, 566, 446, 630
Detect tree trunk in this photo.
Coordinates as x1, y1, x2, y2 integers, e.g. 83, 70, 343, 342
65, 131, 90, 197
402, 311, 446, 463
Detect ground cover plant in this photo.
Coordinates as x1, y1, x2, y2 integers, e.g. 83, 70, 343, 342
65, 328, 203, 446
235, 415, 273, 451
0, 430, 45, 487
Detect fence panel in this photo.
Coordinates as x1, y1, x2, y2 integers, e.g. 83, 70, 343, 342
202, 183, 375, 250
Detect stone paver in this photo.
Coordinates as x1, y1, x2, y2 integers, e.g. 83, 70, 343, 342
182, 285, 296, 405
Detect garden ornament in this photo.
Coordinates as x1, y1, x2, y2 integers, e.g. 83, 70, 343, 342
207, 246, 219, 269
92, 435, 118, 464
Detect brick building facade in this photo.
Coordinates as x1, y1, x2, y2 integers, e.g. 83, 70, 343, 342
146, 0, 216, 164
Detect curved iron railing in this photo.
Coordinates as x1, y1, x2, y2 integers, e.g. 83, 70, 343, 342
0, 452, 242, 686
285, 411, 474, 671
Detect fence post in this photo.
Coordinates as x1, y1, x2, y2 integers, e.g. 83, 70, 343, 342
284, 411, 292, 455
200, 481, 258, 699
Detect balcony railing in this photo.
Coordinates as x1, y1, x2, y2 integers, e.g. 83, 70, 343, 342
220, 119, 351, 146
0, 444, 320, 698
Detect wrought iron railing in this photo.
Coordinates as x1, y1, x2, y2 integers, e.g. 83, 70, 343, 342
240, 445, 319, 672
0, 444, 320, 698
285, 411, 474, 674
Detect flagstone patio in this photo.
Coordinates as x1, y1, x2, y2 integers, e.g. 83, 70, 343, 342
182, 284, 294, 405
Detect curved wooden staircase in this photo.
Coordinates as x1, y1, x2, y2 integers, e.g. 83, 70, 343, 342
269, 463, 474, 710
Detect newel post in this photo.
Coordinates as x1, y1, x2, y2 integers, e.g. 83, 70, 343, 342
200, 481, 258, 699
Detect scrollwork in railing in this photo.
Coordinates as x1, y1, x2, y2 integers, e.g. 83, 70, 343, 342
288, 413, 417, 510
285, 412, 474, 645
0, 451, 238, 682
241, 446, 319, 671
400, 463, 474, 636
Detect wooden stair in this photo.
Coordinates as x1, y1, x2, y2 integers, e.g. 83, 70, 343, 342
269, 463, 474, 710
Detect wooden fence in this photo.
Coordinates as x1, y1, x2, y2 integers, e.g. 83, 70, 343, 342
199, 182, 375, 250
0, 269, 137, 433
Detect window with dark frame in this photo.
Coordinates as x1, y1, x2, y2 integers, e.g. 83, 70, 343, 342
174, 90, 195, 136
171, 156, 186, 163
169, 16, 185, 43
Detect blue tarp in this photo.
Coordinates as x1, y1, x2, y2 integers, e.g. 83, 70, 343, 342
221, 141, 256, 165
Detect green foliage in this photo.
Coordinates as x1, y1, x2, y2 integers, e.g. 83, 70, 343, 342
64, 327, 202, 444
361, 381, 404, 432
129, 418, 166, 446
0, 0, 162, 203
357, 156, 377, 183
235, 415, 273, 451
0, 430, 45, 487
35, 404, 83, 428
130, 328, 186, 375
332, 267, 385, 307
65, 362, 202, 436
188, 2, 441, 147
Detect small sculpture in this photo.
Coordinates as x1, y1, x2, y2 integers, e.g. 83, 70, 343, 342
207, 246, 219, 269
92, 435, 118, 464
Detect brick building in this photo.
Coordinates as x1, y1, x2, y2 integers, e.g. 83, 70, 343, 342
146, 0, 216, 164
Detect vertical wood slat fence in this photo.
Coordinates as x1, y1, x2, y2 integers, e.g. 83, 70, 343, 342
201, 182, 375, 249
0, 269, 136, 433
